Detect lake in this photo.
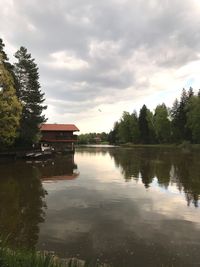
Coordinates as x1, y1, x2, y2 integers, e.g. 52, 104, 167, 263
0, 147, 200, 266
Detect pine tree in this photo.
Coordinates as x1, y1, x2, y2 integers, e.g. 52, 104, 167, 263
138, 105, 150, 144
171, 88, 193, 142
171, 98, 180, 142
0, 39, 22, 147
186, 94, 200, 143
14, 47, 47, 146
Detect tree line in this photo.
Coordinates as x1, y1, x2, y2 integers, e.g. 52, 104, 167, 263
0, 38, 46, 150
108, 88, 200, 144
78, 132, 109, 144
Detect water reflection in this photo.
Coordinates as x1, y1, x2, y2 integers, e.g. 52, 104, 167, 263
109, 148, 200, 207
0, 154, 78, 249
38, 147, 200, 266
0, 162, 46, 249
32, 155, 79, 181
0, 148, 200, 266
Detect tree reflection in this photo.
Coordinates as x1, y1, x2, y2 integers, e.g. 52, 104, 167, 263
109, 149, 140, 182
109, 148, 200, 207
170, 150, 200, 207
0, 162, 47, 249
0, 154, 79, 249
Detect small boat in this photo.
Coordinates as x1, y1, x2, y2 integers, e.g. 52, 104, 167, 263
25, 151, 54, 159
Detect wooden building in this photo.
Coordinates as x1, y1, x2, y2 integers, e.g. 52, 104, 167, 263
40, 124, 79, 152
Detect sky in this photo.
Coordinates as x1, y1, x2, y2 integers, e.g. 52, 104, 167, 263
1, 0, 200, 133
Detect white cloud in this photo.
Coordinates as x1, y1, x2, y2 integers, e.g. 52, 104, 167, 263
47, 51, 89, 70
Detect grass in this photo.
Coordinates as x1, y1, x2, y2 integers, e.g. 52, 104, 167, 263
0, 244, 111, 267
120, 142, 200, 150
0, 246, 62, 267
120, 143, 177, 148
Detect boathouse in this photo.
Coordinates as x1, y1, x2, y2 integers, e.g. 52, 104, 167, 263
40, 123, 79, 152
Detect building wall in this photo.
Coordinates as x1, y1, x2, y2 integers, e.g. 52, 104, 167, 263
41, 131, 76, 141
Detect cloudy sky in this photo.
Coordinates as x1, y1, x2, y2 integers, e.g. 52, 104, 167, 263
1, 0, 200, 133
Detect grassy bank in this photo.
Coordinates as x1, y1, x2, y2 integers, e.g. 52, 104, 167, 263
0, 245, 110, 267
0, 247, 61, 267
120, 143, 176, 148
120, 142, 200, 150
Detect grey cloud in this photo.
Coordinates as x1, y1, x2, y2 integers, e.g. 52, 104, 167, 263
1, 0, 200, 116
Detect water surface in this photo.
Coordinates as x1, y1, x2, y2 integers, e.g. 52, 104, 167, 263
0, 147, 200, 266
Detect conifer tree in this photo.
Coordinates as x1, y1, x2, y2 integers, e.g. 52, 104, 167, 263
14, 47, 47, 146
171, 88, 193, 142
186, 94, 200, 143
0, 39, 22, 147
136, 106, 156, 144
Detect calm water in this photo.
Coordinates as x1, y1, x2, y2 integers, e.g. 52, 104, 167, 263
0, 147, 200, 266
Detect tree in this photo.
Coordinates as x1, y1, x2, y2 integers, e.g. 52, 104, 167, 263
131, 111, 140, 143
14, 47, 47, 146
154, 104, 171, 143
108, 121, 120, 144
138, 105, 157, 143
138, 105, 149, 143
171, 88, 193, 142
0, 39, 22, 147
118, 111, 140, 143
146, 109, 157, 143
170, 98, 180, 142
186, 95, 200, 143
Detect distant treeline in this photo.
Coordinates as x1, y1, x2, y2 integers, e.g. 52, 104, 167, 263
0, 38, 46, 150
108, 88, 200, 144
78, 132, 109, 144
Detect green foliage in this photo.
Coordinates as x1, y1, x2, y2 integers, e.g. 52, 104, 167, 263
108, 87, 200, 145
0, 244, 110, 267
171, 88, 193, 142
186, 96, 200, 143
138, 105, 156, 144
119, 111, 140, 143
138, 105, 149, 143
146, 109, 157, 144
154, 104, 171, 143
78, 132, 109, 144
0, 246, 62, 267
0, 39, 22, 148
108, 122, 120, 144
14, 46, 47, 146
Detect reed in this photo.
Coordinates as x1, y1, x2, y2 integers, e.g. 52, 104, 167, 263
0, 245, 110, 267
0, 246, 62, 267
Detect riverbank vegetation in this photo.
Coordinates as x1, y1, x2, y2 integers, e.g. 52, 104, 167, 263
108, 88, 200, 145
0, 38, 46, 151
0, 247, 61, 267
0, 244, 110, 267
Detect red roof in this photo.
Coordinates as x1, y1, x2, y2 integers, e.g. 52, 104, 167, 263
40, 124, 79, 132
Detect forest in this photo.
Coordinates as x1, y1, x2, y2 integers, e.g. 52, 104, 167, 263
108, 88, 200, 145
